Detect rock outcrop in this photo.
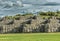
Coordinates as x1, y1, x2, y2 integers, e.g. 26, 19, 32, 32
0, 16, 60, 33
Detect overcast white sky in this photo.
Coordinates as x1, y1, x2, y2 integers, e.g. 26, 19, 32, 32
22, 0, 60, 4
47, 0, 60, 3
0, 0, 60, 3
22, 0, 60, 3
0, 0, 60, 4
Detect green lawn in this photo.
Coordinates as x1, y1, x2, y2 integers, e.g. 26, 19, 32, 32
0, 33, 60, 41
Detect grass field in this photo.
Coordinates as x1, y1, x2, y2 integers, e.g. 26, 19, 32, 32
0, 33, 60, 41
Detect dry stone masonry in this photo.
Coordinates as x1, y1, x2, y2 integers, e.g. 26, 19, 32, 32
0, 16, 60, 33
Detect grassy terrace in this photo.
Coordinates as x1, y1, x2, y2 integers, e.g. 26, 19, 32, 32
0, 33, 60, 41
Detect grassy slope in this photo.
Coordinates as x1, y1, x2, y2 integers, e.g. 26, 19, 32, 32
0, 33, 60, 41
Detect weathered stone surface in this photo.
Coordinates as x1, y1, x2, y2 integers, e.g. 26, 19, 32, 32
6, 20, 14, 25
0, 16, 60, 33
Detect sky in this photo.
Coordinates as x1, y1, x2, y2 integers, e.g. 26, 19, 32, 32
0, 0, 60, 4
47, 0, 60, 3
22, 0, 60, 5
0, 0, 60, 3
22, 0, 60, 3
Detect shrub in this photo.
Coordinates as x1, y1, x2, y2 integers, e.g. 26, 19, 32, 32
15, 14, 21, 16
22, 13, 33, 16
48, 12, 57, 16
43, 17, 46, 19
5, 16, 13, 19
56, 10, 60, 14
39, 11, 57, 16
13, 16, 20, 20
39, 12, 47, 16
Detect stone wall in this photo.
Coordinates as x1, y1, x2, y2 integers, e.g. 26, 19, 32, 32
0, 16, 60, 33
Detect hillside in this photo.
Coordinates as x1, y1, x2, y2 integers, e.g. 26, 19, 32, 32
0, 11, 60, 33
